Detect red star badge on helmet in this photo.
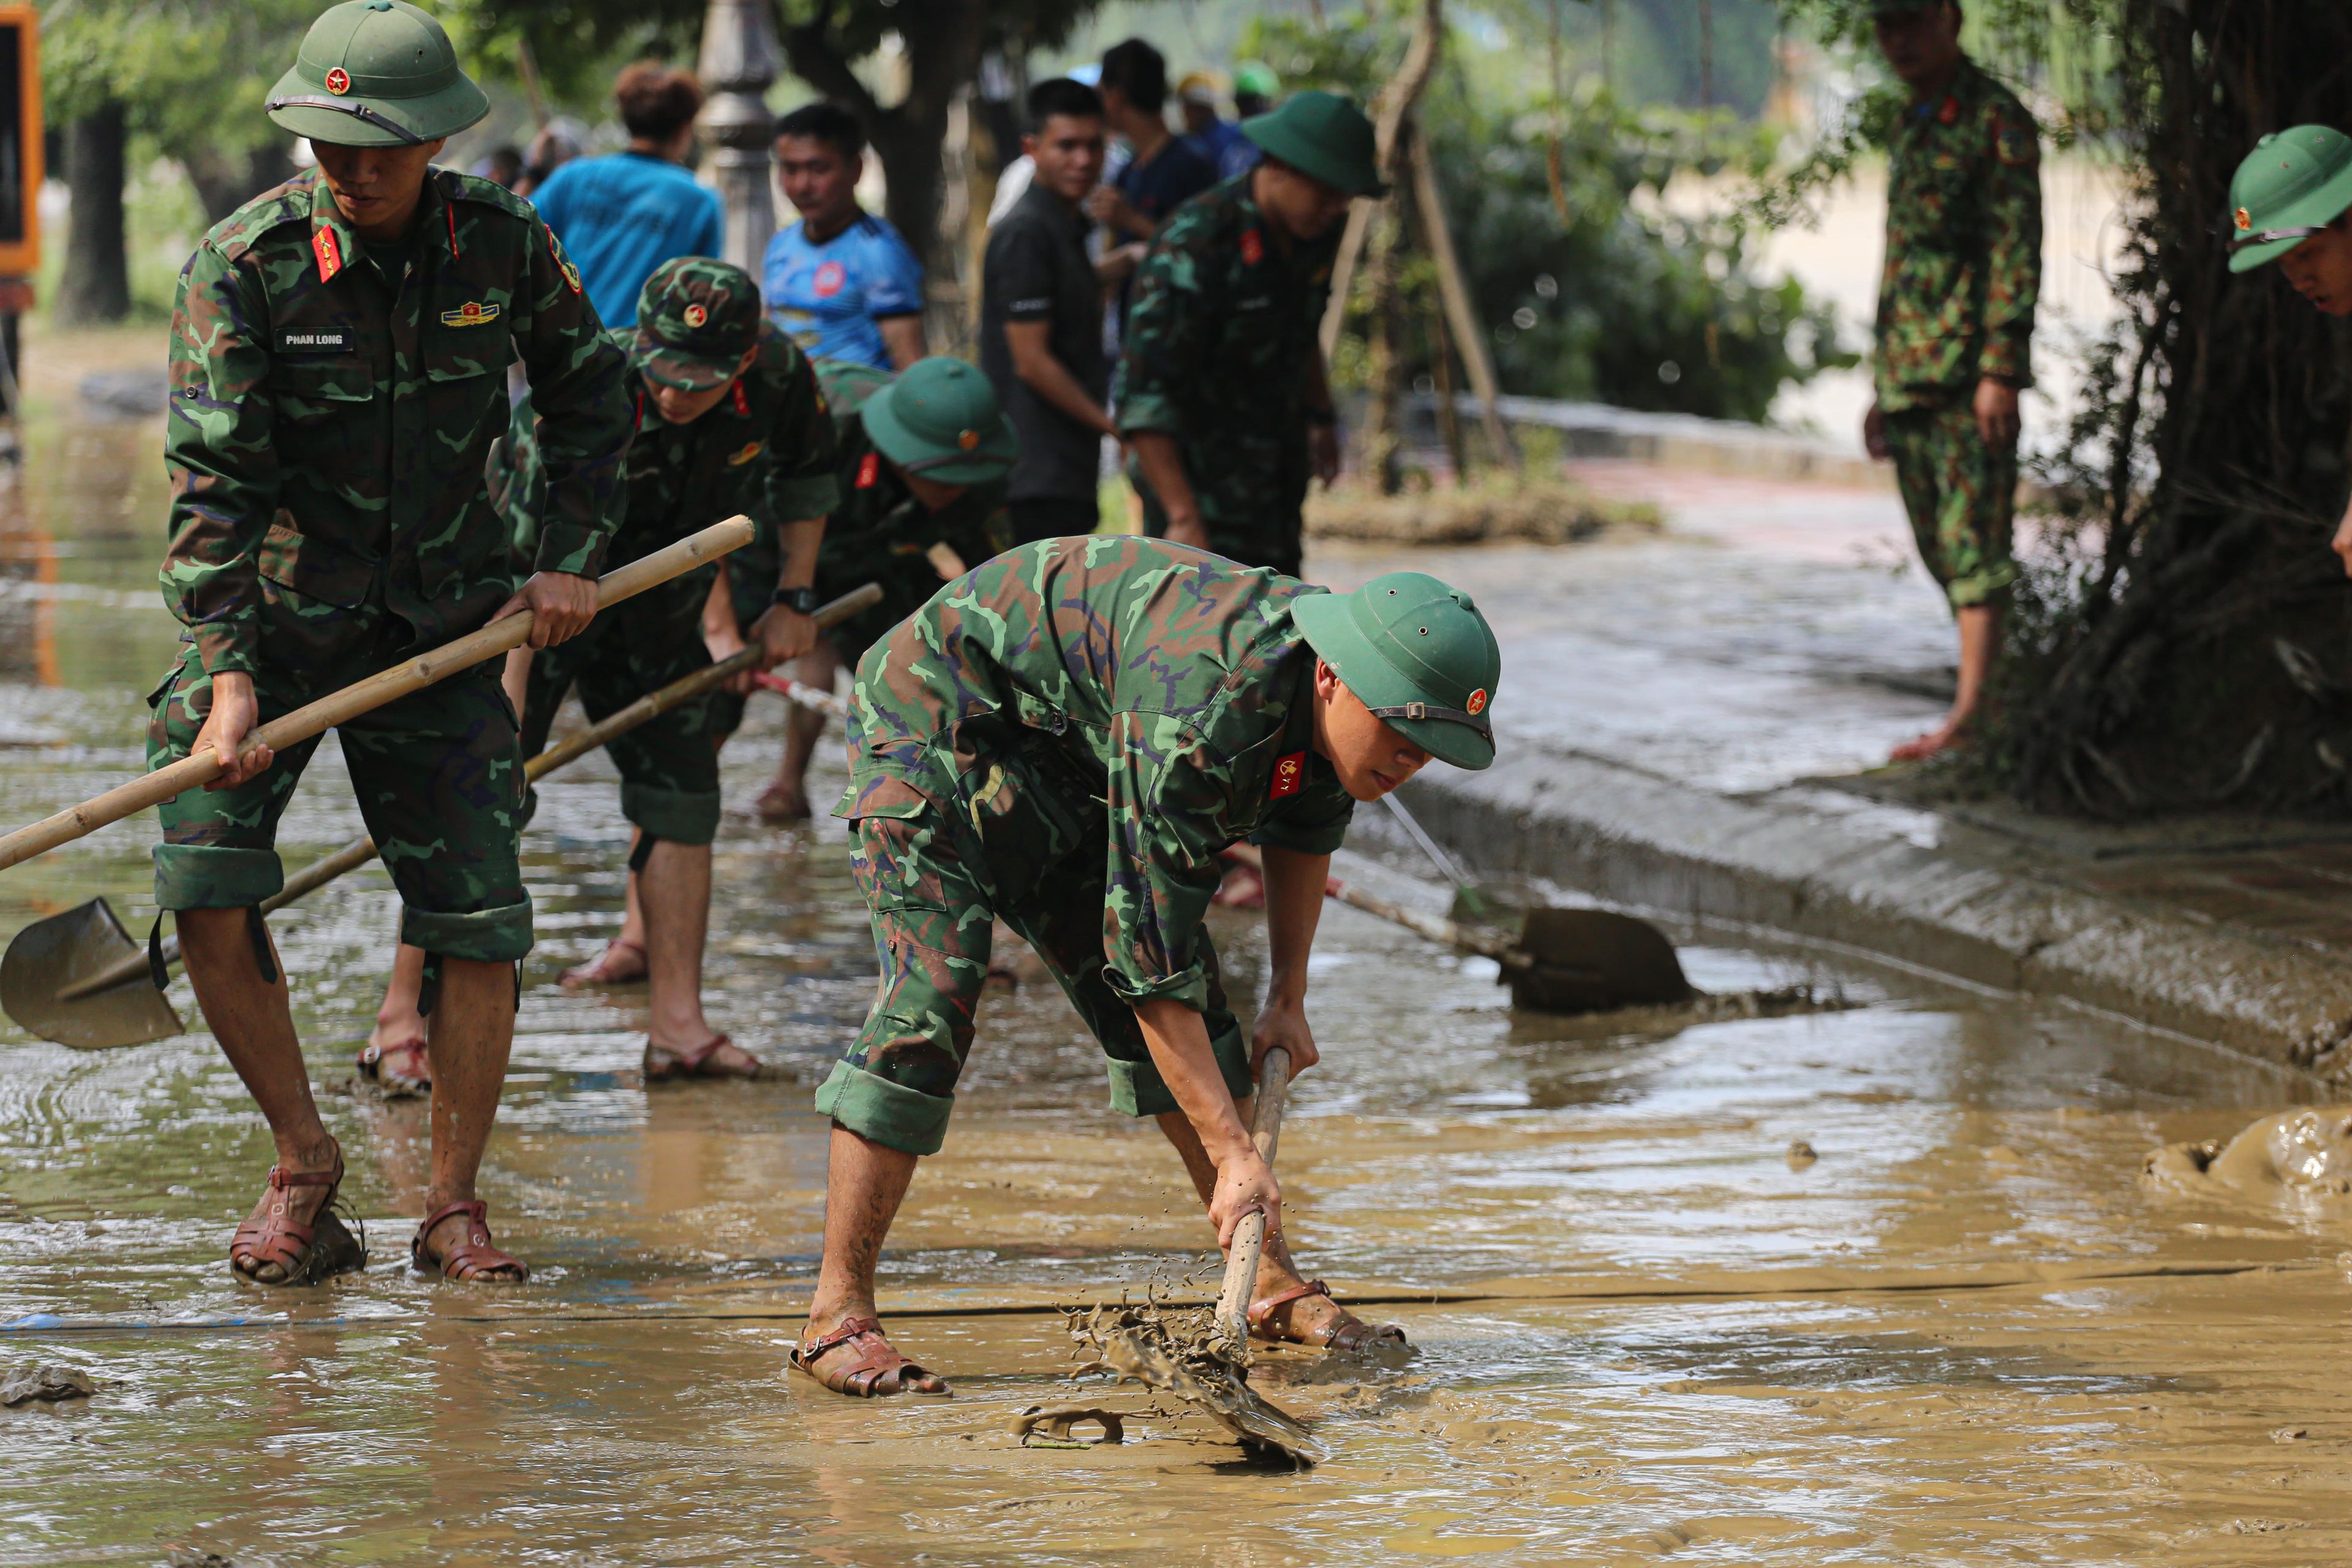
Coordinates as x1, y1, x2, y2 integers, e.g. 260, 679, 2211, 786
683, 303, 708, 329
1466, 688, 1488, 716
325, 67, 351, 96
2235, 206, 2253, 232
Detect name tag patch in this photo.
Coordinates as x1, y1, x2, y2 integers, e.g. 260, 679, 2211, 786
277, 328, 355, 354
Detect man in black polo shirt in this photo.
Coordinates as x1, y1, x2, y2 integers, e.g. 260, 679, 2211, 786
981, 77, 1115, 546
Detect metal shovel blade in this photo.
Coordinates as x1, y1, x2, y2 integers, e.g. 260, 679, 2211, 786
0, 898, 182, 1049
1509, 907, 1694, 1014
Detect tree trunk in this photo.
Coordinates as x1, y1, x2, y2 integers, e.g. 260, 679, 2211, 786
1319, 0, 1444, 360
56, 101, 129, 326
181, 141, 298, 228
2005, 1, 2352, 816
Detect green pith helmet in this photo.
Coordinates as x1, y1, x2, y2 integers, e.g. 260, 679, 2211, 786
2227, 127, 2352, 274
266, 0, 489, 148
1294, 573, 1501, 771
859, 357, 1017, 486
635, 258, 763, 392
1242, 89, 1387, 198
1233, 61, 1280, 102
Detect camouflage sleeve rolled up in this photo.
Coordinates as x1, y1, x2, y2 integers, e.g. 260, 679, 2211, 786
758, 342, 842, 529
161, 243, 281, 678
1976, 102, 2042, 386
511, 218, 631, 577
1112, 211, 1213, 439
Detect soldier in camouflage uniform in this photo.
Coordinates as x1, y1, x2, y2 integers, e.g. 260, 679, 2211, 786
152, 0, 630, 1287
790, 536, 1502, 1396
364, 258, 839, 1084
1863, 0, 2041, 762
1115, 91, 1385, 578
709, 356, 1014, 821
2222, 127, 2352, 578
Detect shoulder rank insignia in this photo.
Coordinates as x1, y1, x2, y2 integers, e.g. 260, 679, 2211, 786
547, 227, 583, 295
1269, 750, 1306, 799
727, 440, 764, 467
312, 227, 344, 284
440, 300, 500, 328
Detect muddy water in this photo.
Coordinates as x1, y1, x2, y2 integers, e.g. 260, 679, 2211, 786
4, 413, 2352, 1564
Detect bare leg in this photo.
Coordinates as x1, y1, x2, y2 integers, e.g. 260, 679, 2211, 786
639, 838, 760, 1071
183, 908, 337, 1176
364, 944, 432, 1084
799, 1123, 948, 1392
1892, 604, 2000, 762
757, 643, 839, 822
1154, 1104, 1351, 1343
560, 832, 650, 987
415, 957, 523, 1273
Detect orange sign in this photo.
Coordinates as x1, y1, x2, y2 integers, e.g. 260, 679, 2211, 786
0, 7, 42, 282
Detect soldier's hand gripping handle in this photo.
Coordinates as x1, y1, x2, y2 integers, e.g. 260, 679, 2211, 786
195, 672, 276, 790
494, 571, 600, 647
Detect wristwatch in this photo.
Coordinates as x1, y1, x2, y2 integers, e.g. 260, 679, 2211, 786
771, 586, 821, 616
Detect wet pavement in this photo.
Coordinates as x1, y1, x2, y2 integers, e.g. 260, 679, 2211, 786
4, 396, 2352, 1562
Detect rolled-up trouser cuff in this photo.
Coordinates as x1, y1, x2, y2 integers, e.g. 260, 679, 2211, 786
620, 781, 722, 846
815, 1059, 953, 1156
1104, 1010, 1253, 1118
153, 844, 283, 910
401, 895, 535, 963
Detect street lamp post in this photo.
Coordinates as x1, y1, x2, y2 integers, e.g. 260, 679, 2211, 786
697, 0, 783, 273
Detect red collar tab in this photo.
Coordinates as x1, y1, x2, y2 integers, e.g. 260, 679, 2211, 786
1240, 228, 1264, 266
855, 451, 880, 490
312, 227, 344, 284
1269, 750, 1306, 799
445, 200, 460, 260
730, 380, 749, 417
1937, 95, 1959, 126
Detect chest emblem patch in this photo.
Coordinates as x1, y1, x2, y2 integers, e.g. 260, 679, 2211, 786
440, 300, 500, 328
813, 260, 846, 299
1240, 228, 1264, 266
856, 451, 880, 489
312, 227, 344, 284
1269, 750, 1306, 800
325, 67, 351, 96
727, 440, 764, 466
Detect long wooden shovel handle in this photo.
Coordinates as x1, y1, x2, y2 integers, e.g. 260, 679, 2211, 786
58, 579, 885, 1003
1222, 840, 1527, 969
1215, 1044, 1292, 1351
0, 516, 756, 875
755, 670, 849, 719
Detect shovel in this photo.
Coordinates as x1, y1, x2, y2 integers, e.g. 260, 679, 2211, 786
0, 579, 883, 1050
1221, 842, 1691, 1014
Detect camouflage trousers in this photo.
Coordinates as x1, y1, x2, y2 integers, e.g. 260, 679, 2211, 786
519, 569, 723, 846
1130, 456, 1306, 579
146, 637, 531, 962
1883, 399, 2019, 610
816, 761, 1254, 1156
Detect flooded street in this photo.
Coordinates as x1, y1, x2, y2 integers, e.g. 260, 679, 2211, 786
5, 403, 2352, 1564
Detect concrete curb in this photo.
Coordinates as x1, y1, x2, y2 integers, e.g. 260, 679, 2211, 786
1406, 746, 2352, 1079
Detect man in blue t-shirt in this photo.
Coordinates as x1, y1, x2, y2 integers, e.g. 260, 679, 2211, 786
526, 62, 723, 328
1087, 39, 1218, 323
764, 103, 927, 371
1178, 72, 1257, 182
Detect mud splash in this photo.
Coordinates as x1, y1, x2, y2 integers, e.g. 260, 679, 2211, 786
1066, 1299, 1327, 1466
2145, 1106, 2352, 1203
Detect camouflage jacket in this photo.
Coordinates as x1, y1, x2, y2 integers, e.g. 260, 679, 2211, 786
1113, 176, 1336, 529
817, 361, 1008, 599
164, 166, 631, 678
839, 535, 1355, 1011
1874, 56, 2043, 412
499, 320, 839, 577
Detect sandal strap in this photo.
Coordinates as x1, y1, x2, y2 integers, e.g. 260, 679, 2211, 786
265, 1150, 345, 1191
1247, 1278, 1331, 1330
666, 1033, 731, 1071
412, 1199, 526, 1281
416, 1198, 489, 1245
799, 1314, 884, 1362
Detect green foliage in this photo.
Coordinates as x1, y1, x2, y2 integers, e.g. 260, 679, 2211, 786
37, 0, 315, 153
1248, 11, 1852, 423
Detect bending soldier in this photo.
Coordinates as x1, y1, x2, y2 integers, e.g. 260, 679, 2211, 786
792, 537, 1502, 1396
366, 258, 839, 1082
154, 1, 629, 1285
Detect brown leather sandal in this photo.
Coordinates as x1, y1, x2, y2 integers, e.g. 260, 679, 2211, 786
356, 1038, 432, 1098
643, 1033, 763, 1081
790, 1316, 950, 1396
560, 937, 648, 989
410, 1199, 529, 1283
229, 1144, 366, 1286
1248, 1280, 1409, 1355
